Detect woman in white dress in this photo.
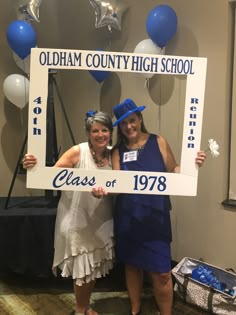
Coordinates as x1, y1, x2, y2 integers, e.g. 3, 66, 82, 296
23, 111, 115, 315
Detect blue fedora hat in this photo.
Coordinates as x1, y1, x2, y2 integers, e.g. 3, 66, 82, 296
113, 98, 146, 126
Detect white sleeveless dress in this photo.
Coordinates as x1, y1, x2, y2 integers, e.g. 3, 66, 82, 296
52, 142, 114, 286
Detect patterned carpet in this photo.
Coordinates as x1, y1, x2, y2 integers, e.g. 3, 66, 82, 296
0, 274, 211, 315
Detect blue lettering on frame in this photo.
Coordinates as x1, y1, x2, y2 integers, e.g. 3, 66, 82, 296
32, 96, 42, 136
187, 98, 199, 148
52, 169, 96, 188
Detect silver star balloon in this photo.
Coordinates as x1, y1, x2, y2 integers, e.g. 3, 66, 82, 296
89, 0, 128, 32
17, 0, 42, 23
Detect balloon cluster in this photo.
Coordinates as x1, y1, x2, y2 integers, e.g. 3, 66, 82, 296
3, 0, 42, 109
3, 2, 177, 94
89, 4, 177, 84
133, 4, 178, 81
88, 0, 128, 84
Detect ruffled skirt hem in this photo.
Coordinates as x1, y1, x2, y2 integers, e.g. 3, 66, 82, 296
52, 244, 114, 286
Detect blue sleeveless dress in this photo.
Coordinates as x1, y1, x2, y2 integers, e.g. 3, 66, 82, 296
114, 134, 172, 272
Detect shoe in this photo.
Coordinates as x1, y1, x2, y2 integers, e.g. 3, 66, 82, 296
130, 310, 141, 315
85, 306, 99, 315
74, 306, 99, 315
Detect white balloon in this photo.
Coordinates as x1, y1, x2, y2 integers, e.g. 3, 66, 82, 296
12, 52, 31, 74
3, 74, 29, 109
134, 39, 165, 79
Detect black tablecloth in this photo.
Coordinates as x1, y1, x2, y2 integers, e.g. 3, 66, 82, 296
0, 197, 57, 277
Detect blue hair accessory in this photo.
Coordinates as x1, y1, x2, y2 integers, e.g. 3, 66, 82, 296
85, 110, 96, 120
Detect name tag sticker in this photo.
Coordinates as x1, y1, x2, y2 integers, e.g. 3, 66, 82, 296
123, 151, 137, 162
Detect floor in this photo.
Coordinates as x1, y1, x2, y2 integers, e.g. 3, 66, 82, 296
0, 265, 212, 315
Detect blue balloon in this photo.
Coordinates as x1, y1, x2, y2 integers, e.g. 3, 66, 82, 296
6, 20, 37, 59
89, 69, 111, 83
146, 5, 178, 48
89, 49, 111, 83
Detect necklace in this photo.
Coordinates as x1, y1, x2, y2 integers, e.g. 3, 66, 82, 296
91, 148, 108, 167
128, 143, 145, 150
126, 134, 149, 151
127, 143, 145, 156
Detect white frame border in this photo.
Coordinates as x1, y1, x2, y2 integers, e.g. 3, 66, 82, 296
27, 48, 207, 196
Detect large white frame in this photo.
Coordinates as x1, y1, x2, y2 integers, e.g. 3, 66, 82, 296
27, 48, 207, 196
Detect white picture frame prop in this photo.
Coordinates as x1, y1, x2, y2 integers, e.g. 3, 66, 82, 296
27, 48, 207, 196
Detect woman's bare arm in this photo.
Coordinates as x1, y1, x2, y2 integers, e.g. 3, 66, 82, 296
157, 135, 206, 173
111, 148, 121, 170
157, 135, 179, 173
23, 145, 80, 169
55, 145, 80, 168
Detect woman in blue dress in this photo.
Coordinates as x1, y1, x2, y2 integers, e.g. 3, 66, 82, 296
111, 98, 206, 315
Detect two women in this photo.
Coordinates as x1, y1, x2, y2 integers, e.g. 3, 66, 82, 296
24, 101, 206, 315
